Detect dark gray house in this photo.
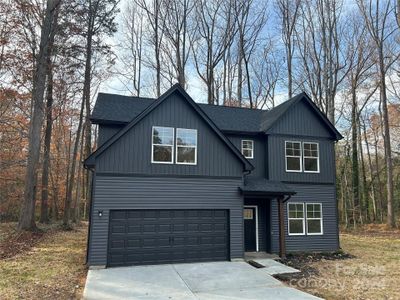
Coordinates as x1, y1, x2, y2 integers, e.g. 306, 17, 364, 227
84, 84, 342, 268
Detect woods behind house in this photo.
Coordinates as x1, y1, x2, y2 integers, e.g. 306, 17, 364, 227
0, 0, 399, 230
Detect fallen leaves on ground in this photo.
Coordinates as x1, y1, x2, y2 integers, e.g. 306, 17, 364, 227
0, 222, 88, 300
279, 224, 400, 300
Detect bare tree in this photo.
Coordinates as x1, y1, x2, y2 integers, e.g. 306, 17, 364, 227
160, 0, 194, 87
192, 0, 236, 104
276, 0, 301, 98
135, 0, 166, 97
295, 0, 347, 123
18, 0, 61, 231
357, 0, 399, 227
117, 2, 143, 96
234, 0, 267, 108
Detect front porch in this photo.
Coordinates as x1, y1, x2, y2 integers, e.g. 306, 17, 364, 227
241, 178, 297, 258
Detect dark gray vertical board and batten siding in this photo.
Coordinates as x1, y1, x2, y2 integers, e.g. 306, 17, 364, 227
268, 135, 336, 183
96, 93, 244, 177
267, 100, 334, 138
98, 125, 123, 147
88, 176, 244, 266
227, 135, 266, 178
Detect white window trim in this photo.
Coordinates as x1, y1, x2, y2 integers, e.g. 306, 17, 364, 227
151, 126, 174, 164
303, 142, 320, 173
244, 205, 259, 252
287, 202, 305, 236
175, 128, 197, 165
285, 141, 303, 173
241, 140, 254, 159
306, 203, 324, 235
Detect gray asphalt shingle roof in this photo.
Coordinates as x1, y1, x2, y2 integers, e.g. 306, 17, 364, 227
241, 177, 296, 195
91, 93, 300, 133
90, 91, 341, 139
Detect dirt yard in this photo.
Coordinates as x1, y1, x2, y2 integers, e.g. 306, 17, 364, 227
0, 222, 87, 300
279, 224, 400, 300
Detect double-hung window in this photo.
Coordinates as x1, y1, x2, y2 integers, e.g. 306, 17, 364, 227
285, 141, 302, 172
306, 203, 323, 234
241, 140, 254, 159
152, 126, 174, 163
288, 203, 305, 235
303, 142, 319, 172
176, 128, 197, 164
287, 202, 323, 235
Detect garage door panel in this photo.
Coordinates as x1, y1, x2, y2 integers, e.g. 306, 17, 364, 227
108, 209, 229, 266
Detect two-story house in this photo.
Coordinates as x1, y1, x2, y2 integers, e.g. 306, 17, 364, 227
84, 84, 342, 268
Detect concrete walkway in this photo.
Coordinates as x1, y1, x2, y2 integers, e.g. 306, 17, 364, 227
83, 261, 321, 300
250, 258, 301, 275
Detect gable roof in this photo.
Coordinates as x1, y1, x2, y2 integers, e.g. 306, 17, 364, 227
91, 92, 264, 133
91, 91, 342, 140
84, 84, 254, 171
261, 92, 343, 140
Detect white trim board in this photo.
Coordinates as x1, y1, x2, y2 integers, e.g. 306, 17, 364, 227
244, 205, 259, 252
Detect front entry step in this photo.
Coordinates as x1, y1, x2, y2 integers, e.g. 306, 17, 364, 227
248, 258, 300, 275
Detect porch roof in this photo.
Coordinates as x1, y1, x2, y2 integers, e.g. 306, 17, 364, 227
240, 177, 296, 196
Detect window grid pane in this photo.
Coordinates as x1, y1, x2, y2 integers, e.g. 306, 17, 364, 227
153, 127, 174, 146
176, 128, 197, 164
242, 140, 254, 158
286, 141, 302, 171
176, 129, 197, 146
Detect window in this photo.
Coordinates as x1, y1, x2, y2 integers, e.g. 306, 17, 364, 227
306, 203, 323, 234
303, 142, 319, 173
176, 128, 197, 164
285, 141, 302, 172
241, 140, 254, 159
152, 126, 174, 163
288, 203, 305, 235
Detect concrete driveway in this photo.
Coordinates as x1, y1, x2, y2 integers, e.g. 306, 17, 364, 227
83, 261, 321, 300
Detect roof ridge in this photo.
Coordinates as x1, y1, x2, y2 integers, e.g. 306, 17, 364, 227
98, 91, 267, 112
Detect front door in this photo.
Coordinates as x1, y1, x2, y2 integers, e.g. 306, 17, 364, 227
244, 207, 257, 251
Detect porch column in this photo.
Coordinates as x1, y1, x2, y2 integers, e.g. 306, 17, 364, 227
277, 196, 286, 258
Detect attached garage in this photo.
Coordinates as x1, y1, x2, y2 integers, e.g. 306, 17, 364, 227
107, 209, 229, 267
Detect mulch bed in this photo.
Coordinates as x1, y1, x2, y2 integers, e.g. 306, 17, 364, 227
274, 251, 354, 282
0, 226, 46, 259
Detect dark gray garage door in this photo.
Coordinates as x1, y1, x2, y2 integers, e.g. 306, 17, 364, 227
107, 209, 229, 267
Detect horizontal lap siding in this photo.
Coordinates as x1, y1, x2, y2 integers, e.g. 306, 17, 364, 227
88, 176, 244, 266
271, 184, 339, 253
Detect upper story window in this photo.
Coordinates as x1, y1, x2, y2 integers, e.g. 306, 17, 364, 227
241, 140, 254, 159
285, 141, 302, 172
176, 128, 197, 165
152, 126, 174, 163
285, 141, 320, 173
288, 203, 305, 235
303, 142, 319, 172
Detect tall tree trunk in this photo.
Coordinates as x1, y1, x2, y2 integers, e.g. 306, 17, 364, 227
18, 0, 61, 231
83, 26, 93, 223
40, 54, 54, 223
362, 118, 377, 221
378, 51, 395, 227
63, 98, 85, 227
351, 88, 359, 227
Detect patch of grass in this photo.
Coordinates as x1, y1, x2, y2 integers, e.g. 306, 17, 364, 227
0, 222, 88, 300
282, 224, 400, 299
